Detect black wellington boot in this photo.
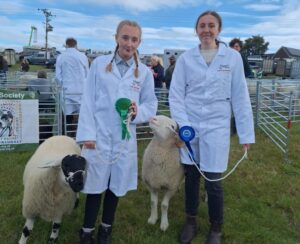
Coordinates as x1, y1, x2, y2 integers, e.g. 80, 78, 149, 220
205, 223, 222, 244
97, 225, 112, 244
179, 215, 197, 244
79, 229, 94, 244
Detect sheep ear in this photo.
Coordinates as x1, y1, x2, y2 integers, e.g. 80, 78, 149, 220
38, 159, 62, 168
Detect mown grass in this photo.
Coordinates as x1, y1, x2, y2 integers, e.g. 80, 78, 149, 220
0, 124, 299, 243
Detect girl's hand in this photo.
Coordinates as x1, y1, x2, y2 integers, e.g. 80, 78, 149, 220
243, 144, 250, 151
83, 141, 96, 149
129, 101, 137, 121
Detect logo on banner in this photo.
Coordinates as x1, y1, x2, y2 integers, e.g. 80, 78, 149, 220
0, 101, 22, 144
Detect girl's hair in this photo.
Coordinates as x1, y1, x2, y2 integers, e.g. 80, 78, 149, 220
65, 37, 77, 47
195, 10, 223, 46
151, 55, 163, 66
195, 10, 222, 31
229, 38, 243, 48
106, 20, 141, 78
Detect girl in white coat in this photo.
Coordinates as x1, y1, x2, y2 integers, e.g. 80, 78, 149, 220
76, 20, 157, 244
169, 11, 255, 244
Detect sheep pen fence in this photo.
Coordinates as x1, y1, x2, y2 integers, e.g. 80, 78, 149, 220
1, 72, 299, 161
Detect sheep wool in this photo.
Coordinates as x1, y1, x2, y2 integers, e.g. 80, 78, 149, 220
142, 115, 184, 231
19, 135, 84, 244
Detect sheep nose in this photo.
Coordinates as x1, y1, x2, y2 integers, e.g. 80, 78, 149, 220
150, 117, 157, 123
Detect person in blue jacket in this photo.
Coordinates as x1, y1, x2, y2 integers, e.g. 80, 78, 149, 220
169, 11, 255, 244
76, 20, 157, 244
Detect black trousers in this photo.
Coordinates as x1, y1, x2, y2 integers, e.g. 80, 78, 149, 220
184, 164, 224, 225
83, 189, 119, 228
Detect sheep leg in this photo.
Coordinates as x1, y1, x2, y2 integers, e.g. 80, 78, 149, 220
160, 190, 176, 231
47, 221, 61, 243
74, 193, 79, 209
148, 189, 158, 225
19, 218, 34, 244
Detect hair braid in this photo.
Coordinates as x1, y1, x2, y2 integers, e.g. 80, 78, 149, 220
133, 51, 139, 78
106, 44, 119, 72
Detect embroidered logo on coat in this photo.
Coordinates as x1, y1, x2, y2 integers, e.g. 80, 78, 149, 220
218, 64, 230, 72
130, 80, 141, 92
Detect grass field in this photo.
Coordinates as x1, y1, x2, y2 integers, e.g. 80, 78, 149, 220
0, 124, 299, 243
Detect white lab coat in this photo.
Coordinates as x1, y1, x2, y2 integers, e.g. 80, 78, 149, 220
76, 54, 157, 196
169, 44, 255, 173
55, 48, 89, 114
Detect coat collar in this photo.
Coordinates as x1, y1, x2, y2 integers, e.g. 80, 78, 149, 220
111, 55, 136, 79
191, 43, 227, 57
115, 53, 134, 67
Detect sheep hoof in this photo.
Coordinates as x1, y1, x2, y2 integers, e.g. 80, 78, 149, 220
160, 221, 169, 231
147, 216, 158, 225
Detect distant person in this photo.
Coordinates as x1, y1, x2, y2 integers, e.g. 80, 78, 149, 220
164, 55, 176, 106
229, 38, 252, 135
55, 37, 89, 136
0, 55, 8, 79
27, 71, 53, 101
164, 55, 176, 90
229, 38, 252, 78
150, 55, 164, 101
27, 70, 54, 142
150, 55, 164, 89
20, 56, 30, 72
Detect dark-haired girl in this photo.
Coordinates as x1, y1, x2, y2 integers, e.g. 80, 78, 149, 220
169, 11, 255, 244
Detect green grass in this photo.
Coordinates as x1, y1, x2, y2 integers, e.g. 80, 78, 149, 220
0, 125, 299, 243
9, 63, 52, 72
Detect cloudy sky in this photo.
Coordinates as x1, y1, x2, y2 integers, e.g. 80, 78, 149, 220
0, 0, 299, 54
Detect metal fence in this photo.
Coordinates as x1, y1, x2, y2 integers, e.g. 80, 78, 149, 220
0, 71, 61, 143
136, 88, 170, 140
60, 87, 170, 141
2, 72, 299, 161
255, 79, 300, 161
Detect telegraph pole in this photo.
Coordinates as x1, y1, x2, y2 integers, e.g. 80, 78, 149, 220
38, 8, 55, 62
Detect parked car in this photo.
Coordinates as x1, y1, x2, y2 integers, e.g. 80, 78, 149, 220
45, 59, 56, 69
26, 52, 56, 65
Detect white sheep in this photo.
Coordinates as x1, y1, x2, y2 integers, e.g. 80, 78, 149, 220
142, 115, 184, 231
19, 135, 86, 244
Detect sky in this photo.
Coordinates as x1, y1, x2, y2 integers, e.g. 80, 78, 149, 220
0, 0, 299, 54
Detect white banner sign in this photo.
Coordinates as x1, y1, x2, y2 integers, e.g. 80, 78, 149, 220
0, 90, 39, 151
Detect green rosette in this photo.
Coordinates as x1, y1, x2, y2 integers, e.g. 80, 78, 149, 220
115, 98, 132, 140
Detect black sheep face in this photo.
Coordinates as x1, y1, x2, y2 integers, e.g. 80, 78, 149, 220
61, 154, 86, 192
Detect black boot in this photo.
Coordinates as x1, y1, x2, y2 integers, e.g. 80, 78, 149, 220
79, 229, 94, 244
179, 215, 197, 244
205, 223, 222, 244
97, 225, 112, 244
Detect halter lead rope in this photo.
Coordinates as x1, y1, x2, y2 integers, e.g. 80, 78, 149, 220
168, 125, 248, 182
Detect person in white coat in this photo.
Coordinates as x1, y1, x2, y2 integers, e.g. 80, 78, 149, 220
55, 37, 89, 135
76, 20, 157, 244
169, 11, 255, 244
